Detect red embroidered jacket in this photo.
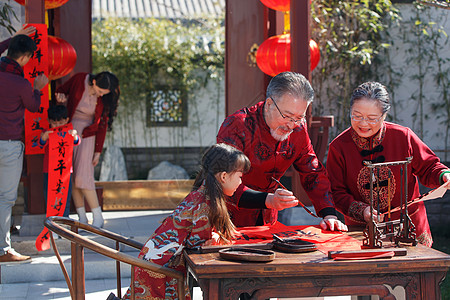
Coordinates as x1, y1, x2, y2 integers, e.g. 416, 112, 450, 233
327, 122, 448, 246
56, 73, 107, 153
217, 101, 335, 227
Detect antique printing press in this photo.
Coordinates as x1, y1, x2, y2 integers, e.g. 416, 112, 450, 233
363, 157, 418, 248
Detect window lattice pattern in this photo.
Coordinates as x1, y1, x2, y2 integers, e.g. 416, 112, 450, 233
147, 89, 187, 127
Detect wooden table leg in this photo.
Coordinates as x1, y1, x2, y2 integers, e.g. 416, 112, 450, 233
200, 278, 219, 300
417, 271, 447, 299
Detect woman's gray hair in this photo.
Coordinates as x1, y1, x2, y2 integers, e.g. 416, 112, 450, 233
350, 81, 391, 114
266, 72, 314, 104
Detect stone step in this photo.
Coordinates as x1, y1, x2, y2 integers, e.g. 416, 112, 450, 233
3, 211, 171, 285
0, 250, 139, 284
10, 211, 171, 256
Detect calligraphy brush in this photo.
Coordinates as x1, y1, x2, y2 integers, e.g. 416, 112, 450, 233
271, 177, 319, 218
381, 185, 445, 216
272, 234, 285, 243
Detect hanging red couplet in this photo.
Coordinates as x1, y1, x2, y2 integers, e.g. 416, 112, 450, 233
36, 124, 74, 251
23, 23, 49, 155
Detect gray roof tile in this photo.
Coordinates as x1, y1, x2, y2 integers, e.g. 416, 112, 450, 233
92, 0, 225, 19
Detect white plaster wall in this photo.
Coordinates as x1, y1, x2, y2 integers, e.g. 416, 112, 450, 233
0, 1, 25, 47
385, 4, 450, 161
105, 75, 225, 148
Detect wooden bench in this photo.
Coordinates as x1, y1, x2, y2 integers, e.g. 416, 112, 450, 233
96, 179, 194, 211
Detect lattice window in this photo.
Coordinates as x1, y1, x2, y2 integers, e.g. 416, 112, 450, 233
146, 88, 188, 127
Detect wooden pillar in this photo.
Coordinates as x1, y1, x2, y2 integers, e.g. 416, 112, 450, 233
24, 0, 46, 214
290, 0, 311, 80
290, 0, 313, 204
225, 0, 266, 115
53, 0, 92, 81
25, 0, 45, 23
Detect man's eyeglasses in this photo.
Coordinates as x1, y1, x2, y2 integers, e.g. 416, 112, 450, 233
271, 98, 305, 125
350, 114, 383, 125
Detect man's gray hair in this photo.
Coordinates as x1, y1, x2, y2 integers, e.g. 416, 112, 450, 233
266, 72, 314, 104
350, 81, 391, 114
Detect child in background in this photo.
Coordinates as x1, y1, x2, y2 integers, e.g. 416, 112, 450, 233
40, 105, 80, 219
120, 143, 251, 300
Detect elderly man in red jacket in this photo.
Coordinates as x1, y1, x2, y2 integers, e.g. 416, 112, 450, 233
0, 30, 48, 263
217, 72, 346, 231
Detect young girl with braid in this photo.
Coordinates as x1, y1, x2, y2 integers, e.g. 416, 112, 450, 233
121, 143, 251, 300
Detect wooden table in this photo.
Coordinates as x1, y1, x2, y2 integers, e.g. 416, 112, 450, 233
184, 237, 450, 299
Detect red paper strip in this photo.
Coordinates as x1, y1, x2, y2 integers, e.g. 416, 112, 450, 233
36, 124, 73, 251
332, 251, 395, 261
24, 23, 49, 155
232, 222, 361, 253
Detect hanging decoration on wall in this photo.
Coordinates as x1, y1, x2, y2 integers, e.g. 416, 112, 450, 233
23, 23, 49, 155
255, 34, 320, 77
14, 0, 70, 10
48, 35, 77, 80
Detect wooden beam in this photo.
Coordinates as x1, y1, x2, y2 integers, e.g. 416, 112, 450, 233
25, 0, 45, 23
289, 0, 313, 205
225, 0, 266, 115
24, 0, 46, 216
290, 0, 311, 80
53, 0, 92, 83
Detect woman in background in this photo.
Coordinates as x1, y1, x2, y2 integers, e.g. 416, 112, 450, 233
56, 71, 119, 227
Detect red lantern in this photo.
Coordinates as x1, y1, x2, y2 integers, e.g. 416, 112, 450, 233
256, 34, 320, 77
256, 34, 290, 77
48, 35, 77, 80
14, 0, 69, 10
260, 0, 290, 11
309, 39, 320, 72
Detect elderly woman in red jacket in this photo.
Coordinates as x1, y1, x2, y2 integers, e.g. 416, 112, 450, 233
327, 81, 450, 246
56, 72, 119, 227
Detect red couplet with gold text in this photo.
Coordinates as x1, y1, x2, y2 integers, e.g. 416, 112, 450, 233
23, 23, 49, 155
36, 124, 74, 251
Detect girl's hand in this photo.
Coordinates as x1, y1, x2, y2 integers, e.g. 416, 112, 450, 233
265, 188, 298, 211
40, 130, 52, 142
92, 152, 101, 166
203, 232, 221, 246
55, 93, 68, 104
14, 25, 36, 37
